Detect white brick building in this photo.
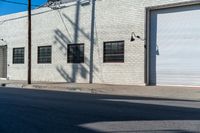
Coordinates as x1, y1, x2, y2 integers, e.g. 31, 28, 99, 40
0, 0, 200, 86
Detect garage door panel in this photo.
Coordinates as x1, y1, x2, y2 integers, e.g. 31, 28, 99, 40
150, 5, 200, 86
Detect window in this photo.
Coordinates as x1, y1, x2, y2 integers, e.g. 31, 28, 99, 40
68, 44, 84, 63
38, 46, 52, 64
103, 41, 124, 63
13, 47, 24, 64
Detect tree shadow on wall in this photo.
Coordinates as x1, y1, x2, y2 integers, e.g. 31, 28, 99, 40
53, 0, 98, 83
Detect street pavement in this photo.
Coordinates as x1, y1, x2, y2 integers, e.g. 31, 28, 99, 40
0, 87, 200, 133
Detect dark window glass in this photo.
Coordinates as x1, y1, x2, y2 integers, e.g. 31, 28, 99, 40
13, 47, 24, 64
38, 46, 52, 64
103, 41, 124, 63
68, 44, 84, 63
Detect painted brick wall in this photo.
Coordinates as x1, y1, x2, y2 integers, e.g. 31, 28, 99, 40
0, 0, 195, 85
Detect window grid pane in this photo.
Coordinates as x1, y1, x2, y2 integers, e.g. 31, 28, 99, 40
67, 44, 84, 63
13, 48, 24, 64
104, 41, 124, 63
38, 46, 52, 64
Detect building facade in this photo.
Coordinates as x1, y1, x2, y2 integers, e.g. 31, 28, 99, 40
0, 0, 199, 86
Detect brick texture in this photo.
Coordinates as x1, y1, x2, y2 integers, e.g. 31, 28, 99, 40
0, 0, 195, 85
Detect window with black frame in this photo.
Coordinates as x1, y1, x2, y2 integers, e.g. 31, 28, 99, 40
38, 46, 52, 64
103, 41, 124, 63
13, 47, 25, 64
67, 44, 84, 63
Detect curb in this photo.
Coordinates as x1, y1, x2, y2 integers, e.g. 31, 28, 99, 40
1, 82, 200, 101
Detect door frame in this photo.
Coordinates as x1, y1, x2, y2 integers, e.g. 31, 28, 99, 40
145, 0, 200, 86
0, 45, 7, 79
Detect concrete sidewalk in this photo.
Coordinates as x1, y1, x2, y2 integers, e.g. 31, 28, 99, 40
1, 80, 200, 100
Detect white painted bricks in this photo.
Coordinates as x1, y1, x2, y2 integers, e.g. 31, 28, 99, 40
0, 0, 194, 85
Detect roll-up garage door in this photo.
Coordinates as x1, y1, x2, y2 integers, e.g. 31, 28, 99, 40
149, 5, 200, 86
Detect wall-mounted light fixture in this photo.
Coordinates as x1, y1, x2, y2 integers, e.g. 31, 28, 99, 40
130, 32, 145, 42
0, 39, 7, 45
130, 32, 148, 49
0, 39, 5, 42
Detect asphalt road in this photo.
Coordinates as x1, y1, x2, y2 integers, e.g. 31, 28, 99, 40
0, 87, 200, 133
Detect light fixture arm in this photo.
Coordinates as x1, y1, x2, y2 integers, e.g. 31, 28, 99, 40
0, 39, 7, 44
130, 32, 146, 48
131, 32, 145, 41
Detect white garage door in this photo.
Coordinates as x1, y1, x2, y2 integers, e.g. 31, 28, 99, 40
150, 5, 200, 86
